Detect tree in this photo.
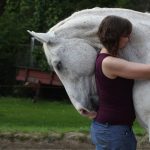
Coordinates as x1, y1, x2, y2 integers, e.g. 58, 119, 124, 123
0, 0, 149, 96
117, 0, 150, 12
0, 0, 6, 16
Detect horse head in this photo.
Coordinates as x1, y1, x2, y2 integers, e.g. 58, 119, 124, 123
28, 30, 99, 117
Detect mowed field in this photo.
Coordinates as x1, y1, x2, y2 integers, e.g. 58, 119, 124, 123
0, 97, 149, 149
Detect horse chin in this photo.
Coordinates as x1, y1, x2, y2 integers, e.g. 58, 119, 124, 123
70, 97, 97, 118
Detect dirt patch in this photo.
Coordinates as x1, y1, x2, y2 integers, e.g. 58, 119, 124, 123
0, 132, 94, 150
0, 132, 150, 150
137, 135, 150, 150
0, 139, 94, 150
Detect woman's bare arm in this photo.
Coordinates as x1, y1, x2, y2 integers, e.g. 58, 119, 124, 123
102, 56, 150, 80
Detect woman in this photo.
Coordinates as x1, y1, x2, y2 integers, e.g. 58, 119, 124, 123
91, 15, 150, 150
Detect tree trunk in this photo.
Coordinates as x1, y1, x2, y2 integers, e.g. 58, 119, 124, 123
0, 0, 6, 16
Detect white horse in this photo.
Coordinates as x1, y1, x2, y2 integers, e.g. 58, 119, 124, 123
28, 7, 150, 138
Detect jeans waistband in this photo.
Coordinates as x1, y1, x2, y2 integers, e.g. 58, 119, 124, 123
93, 120, 132, 129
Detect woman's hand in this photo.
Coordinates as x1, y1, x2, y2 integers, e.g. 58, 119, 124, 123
87, 111, 97, 119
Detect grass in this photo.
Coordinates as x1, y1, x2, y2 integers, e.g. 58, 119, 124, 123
0, 97, 90, 133
133, 121, 146, 136
0, 97, 146, 136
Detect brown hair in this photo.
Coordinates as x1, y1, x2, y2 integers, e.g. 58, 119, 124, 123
98, 15, 132, 56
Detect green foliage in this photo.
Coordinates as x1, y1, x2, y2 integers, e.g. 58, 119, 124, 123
32, 46, 50, 71
0, 0, 149, 95
117, 0, 150, 11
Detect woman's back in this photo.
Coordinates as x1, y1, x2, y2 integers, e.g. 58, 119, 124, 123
95, 53, 135, 126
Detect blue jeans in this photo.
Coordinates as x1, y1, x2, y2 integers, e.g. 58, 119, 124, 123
90, 121, 137, 150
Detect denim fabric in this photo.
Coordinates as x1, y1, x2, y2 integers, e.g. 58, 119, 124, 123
90, 121, 137, 150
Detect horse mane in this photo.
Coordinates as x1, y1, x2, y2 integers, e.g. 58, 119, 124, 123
48, 8, 150, 50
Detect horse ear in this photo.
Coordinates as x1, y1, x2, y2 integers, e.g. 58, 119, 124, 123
27, 30, 55, 43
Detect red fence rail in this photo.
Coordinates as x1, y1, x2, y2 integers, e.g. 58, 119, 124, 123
16, 66, 63, 102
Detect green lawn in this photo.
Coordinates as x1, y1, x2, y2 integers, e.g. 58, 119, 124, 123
0, 97, 146, 136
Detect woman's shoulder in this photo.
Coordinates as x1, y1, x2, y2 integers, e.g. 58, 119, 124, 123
102, 55, 126, 65
102, 56, 130, 79
101, 55, 118, 79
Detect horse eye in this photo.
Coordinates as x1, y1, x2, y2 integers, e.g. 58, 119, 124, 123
56, 61, 62, 71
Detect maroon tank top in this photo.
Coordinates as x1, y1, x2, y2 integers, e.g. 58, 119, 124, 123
95, 53, 135, 126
